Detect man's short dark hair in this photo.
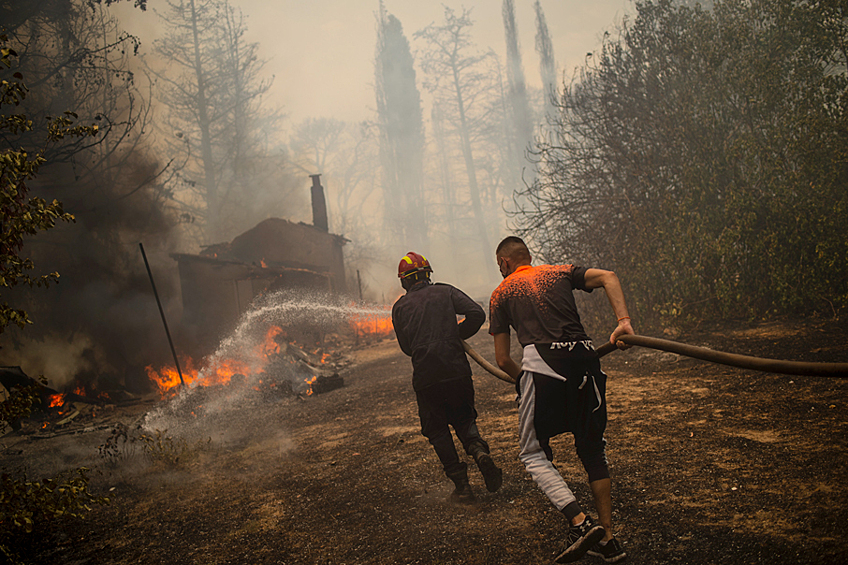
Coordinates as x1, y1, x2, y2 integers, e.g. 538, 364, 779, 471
496, 236, 531, 262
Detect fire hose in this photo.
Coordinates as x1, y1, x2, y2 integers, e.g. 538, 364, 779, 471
463, 334, 848, 384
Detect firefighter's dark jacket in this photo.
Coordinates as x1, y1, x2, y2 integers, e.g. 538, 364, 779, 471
392, 281, 485, 391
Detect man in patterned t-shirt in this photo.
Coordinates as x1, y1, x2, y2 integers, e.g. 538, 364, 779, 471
490, 236, 634, 564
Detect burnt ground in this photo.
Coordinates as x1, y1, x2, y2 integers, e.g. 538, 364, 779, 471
3, 319, 848, 564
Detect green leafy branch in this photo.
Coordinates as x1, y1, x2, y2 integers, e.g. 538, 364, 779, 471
0, 35, 100, 334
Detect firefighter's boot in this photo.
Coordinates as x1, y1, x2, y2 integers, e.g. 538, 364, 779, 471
469, 441, 503, 493
446, 467, 475, 504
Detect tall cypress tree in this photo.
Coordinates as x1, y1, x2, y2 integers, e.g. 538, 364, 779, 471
502, 0, 534, 160
374, 1, 426, 251
534, 0, 557, 121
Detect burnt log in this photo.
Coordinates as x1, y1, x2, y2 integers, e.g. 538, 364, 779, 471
311, 374, 344, 395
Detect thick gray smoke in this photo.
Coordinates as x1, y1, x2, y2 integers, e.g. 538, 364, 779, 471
1, 152, 182, 394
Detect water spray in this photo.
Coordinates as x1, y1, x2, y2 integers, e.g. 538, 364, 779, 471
201, 290, 391, 377
142, 290, 393, 437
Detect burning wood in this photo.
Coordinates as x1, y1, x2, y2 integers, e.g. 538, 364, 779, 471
139, 297, 397, 441
0, 366, 120, 436
310, 374, 344, 395
35, 383, 127, 437
145, 325, 348, 398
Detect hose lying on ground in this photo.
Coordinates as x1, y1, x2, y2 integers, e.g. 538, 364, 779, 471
464, 334, 848, 382
597, 334, 848, 377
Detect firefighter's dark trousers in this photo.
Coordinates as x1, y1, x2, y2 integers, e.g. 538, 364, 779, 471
415, 375, 489, 477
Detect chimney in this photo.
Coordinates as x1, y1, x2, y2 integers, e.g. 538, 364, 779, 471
309, 174, 329, 232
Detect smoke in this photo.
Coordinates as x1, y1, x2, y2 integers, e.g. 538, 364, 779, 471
0, 148, 183, 393
9, 332, 110, 390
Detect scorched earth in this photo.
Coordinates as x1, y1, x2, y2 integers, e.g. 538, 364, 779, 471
3, 318, 848, 564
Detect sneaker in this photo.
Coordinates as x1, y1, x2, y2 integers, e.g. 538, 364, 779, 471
475, 452, 503, 493
555, 516, 606, 563
587, 537, 626, 563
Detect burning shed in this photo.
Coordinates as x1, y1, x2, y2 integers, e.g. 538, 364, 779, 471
172, 175, 349, 350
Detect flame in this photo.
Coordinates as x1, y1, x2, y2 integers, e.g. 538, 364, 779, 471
262, 325, 284, 356
48, 394, 66, 408
348, 306, 393, 338
145, 361, 196, 396
47, 385, 93, 408
145, 356, 251, 396
260, 258, 268, 268
304, 375, 318, 396
146, 325, 286, 397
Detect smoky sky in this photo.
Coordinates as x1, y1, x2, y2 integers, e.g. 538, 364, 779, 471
114, 0, 634, 124
105, 0, 637, 303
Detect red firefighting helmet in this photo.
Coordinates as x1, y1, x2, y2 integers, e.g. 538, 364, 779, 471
397, 251, 433, 279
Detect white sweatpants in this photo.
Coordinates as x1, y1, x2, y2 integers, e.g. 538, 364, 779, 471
518, 371, 577, 511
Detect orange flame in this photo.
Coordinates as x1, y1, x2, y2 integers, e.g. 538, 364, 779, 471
145, 359, 196, 397
146, 325, 286, 397
48, 394, 66, 408
348, 307, 393, 338
204, 358, 251, 386
261, 325, 284, 356
304, 375, 318, 396
145, 356, 252, 397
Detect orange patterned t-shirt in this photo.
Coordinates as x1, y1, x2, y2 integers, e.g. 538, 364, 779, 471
488, 264, 593, 347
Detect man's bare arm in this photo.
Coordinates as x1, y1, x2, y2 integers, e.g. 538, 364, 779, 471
493, 332, 522, 380
583, 268, 635, 349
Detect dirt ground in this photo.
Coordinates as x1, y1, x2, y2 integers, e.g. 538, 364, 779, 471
3, 319, 848, 564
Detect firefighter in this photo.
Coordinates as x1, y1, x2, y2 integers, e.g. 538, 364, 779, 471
391, 251, 502, 503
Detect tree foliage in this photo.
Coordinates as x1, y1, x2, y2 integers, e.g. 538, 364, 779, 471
0, 1, 190, 394
0, 38, 97, 333
0, 0, 146, 173
0, 37, 107, 563
533, 0, 557, 120
0, 468, 108, 562
520, 0, 848, 324
502, 0, 534, 166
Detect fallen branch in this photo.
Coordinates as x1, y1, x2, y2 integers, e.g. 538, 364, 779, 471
31, 423, 113, 440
